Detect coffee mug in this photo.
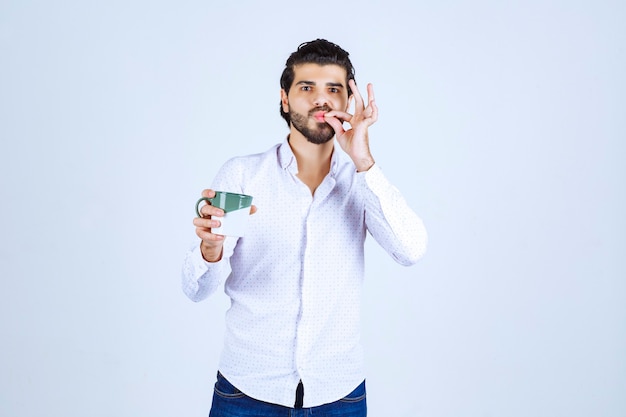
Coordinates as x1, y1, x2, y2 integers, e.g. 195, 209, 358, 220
195, 191, 254, 237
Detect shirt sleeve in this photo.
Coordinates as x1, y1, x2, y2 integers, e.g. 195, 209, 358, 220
359, 164, 428, 265
181, 242, 234, 302
181, 157, 245, 302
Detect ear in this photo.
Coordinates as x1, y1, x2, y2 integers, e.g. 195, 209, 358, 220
280, 89, 289, 113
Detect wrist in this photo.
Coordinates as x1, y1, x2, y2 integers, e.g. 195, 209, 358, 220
355, 157, 375, 172
200, 241, 223, 263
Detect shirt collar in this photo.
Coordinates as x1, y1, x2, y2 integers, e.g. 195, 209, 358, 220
278, 136, 340, 177
278, 137, 297, 171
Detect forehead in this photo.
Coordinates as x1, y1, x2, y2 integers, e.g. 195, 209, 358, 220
292, 63, 348, 85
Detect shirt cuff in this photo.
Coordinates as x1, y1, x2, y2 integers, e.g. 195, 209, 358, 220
182, 243, 230, 301
359, 163, 389, 194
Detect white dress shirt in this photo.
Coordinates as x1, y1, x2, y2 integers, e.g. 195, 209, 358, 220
182, 139, 427, 408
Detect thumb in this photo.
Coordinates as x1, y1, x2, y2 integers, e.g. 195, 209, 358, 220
324, 114, 346, 137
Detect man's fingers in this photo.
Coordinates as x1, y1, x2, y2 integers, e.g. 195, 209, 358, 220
197, 202, 225, 218
326, 109, 352, 122
366, 83, 378, 122
198, 203, 256, 219
194, 217, 225, 243
349, 79, 364, 112
366, 83, 376, 105
193, 216, 221, 229
324, 114, 346, 136
196, 229, 225, 242
201, 189, 216, 198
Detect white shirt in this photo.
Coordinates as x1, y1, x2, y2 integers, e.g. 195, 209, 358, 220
182, 139, 427, 408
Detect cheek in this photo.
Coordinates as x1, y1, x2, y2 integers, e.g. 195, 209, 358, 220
337, 96, 350, 111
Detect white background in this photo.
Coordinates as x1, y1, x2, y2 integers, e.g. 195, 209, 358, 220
1, 1, 624, 416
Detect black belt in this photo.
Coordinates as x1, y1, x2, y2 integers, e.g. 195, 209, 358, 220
294, 380, 304, 409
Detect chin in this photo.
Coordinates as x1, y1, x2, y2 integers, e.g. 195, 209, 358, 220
306, 128, 335, 145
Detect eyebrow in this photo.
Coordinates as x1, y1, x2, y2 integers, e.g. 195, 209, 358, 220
295, 80, 345, 88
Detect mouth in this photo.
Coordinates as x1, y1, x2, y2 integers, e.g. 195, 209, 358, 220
313, 111, 327, 123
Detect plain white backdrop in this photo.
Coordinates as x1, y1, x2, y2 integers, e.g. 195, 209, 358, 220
1, 1, 624, 416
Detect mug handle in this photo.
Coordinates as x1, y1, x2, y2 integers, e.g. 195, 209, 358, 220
195, 197, 213, 218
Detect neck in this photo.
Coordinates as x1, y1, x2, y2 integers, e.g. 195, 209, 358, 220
288, 129, 334, 195
288, 129, 334, 172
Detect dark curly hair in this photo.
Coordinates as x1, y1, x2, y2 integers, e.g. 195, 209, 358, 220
279, 39, 356, 127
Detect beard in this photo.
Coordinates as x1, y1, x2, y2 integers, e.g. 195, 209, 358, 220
289, 107, 335, 145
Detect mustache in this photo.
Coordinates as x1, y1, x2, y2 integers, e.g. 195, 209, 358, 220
308, 106, 332, 116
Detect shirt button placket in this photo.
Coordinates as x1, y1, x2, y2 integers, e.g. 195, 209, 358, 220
295, 196, 314, 383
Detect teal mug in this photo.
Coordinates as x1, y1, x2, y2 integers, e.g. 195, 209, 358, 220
195, 191, 253, 237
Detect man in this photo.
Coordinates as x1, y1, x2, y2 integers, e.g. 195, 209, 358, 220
182, 39, 427, 416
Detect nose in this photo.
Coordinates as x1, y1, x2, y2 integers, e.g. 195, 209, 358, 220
313, 91, 329, 107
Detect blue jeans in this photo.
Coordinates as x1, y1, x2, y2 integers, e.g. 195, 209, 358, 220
209, 372, 367, 417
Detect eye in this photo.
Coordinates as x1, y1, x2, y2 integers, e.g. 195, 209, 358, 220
301, 85, 312, 91
329, 87, 339, 93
